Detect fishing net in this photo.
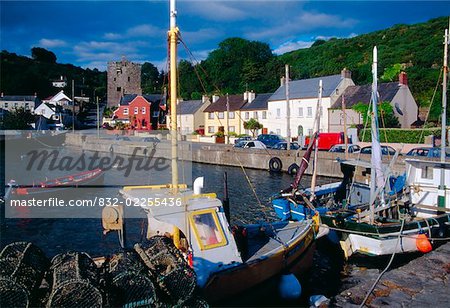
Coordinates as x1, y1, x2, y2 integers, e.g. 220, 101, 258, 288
108, 251, 158, 307
0, 241, 49, 307
134, 236, 197, 305
46, 251, 103, 308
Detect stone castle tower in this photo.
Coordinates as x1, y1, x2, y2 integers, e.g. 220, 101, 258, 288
107, 57, 142, 107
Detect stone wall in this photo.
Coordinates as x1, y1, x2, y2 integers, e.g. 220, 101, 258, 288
107, 59, 142, 107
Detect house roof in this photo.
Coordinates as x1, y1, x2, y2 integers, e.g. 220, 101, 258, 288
178, 100, 204, 115
241, 93, 273, 111
119, 94, 166, 105
203, 94, 247, 112
269, 74, 343, 101
48, 90, 72, 102
330, 82, 401, 109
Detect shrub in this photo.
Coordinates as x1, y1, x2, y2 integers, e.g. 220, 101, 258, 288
359, 128, 442, 143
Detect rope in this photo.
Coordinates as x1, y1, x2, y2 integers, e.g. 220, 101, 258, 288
359, 218, 405, 308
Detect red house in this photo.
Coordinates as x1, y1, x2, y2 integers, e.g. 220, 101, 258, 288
113, 94, 166, 130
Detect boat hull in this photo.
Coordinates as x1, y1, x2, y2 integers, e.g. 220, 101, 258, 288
201, 221, 315, 302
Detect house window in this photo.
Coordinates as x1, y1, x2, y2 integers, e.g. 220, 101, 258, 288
117, 87, 121, 92
142, 107, 146, 114
229, 126, 235, 132
208, 126, 215, 133
208, 112, 214, 119
298, 107, 303, 117
218, 112, 224, 119
228, 111, 235, 119
4, 103, 8, 108
253, 111, 258, 119
262, 111, 267, 119
276, 108, 281, 118
245, 112, 249, 120
307, 107, 313, 117
134, 107, 139, 114
123, 108, 129, 115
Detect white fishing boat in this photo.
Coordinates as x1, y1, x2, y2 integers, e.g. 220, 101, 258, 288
113, 0, 317, 302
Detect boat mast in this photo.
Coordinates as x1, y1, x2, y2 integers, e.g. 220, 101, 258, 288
310, 80, 322, 201
438, 21, 449, 208
169, 0, 179, 194
285, 64, 291, 150
369, 46, 385, 223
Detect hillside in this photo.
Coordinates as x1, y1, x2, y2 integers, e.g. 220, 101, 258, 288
279, 16, 448, 120
0, 50, 106, 100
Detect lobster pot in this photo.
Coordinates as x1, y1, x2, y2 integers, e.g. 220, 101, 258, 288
47, 252, 102, 308
108, 251, 157, 307
0, 242, 49, 307
135, 236, 197, 305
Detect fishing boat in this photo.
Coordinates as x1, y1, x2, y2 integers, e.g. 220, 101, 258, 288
272, 45, 449, 258
112, 0, 317, 302
12, 168, 104, 196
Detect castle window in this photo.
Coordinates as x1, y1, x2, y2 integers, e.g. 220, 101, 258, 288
117, 87, 121, 92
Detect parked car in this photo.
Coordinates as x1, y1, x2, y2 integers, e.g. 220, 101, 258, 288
142, 137, 161, 143
234, 136, 252, 144
234, 140, 267, 149
272, 142, 300, 150
115, 136, 131, 141
257, 134, 285, 148
329, 144, 361, 153
304, 132, 348, 151
406, 147, 450, 158
360, 145, 398, 156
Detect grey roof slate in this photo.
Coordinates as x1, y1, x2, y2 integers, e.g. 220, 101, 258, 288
269, 75, 343, 101
331, 82, 401, 109
241, 93, 272, 110
204, 94, 247, 112
119, 94, 166, 105
178, 100, 204, 115
0, 95, 41, 108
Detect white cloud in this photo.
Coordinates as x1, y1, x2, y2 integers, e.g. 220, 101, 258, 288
126, 24, 162, 37
246, 12, 358, 42
273, 40, 313, 55
182, 1, 247, 21
73, 41, 140, 64
103, 32, 122, 40
38, 38, 67, 48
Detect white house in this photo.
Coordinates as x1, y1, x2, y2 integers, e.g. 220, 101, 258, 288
0, 95, 40, 112
44, 90, 72, 107
167, 96, 211, 135
267, 69, 354, 138
52, 76, 67, 88
240, 92, 272, 135
328, 72, 418, 131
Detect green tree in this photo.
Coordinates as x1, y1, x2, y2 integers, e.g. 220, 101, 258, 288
352, 102, 400, 128
31, 47, 57, 63
141, 62, 161, 94
0, 107, 35, 129
244, 118, 263, 137
381, 63, 402, 81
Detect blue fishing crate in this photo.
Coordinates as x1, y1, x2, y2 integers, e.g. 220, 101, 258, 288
272, 198, 292, 221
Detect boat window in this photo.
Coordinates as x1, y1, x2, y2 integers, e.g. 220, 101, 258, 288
190, 210, 227, 250
421, 166, 433, 180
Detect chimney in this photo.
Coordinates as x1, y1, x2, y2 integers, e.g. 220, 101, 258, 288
341, 68, 351, 79
202, 95, 209, 104
1, 92, 3, 97
212, 95, 220, 103
248, 91, 256, 103
243, 91, 248, 101
280, 76, 286, 87
399, 71, 408, 86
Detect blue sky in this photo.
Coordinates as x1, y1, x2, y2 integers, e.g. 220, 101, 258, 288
1, 1, 449, 71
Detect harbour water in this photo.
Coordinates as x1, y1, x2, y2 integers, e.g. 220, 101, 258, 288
0, 146, 419, 306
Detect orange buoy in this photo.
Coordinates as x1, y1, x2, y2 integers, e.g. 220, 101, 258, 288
416, 234, 432, 253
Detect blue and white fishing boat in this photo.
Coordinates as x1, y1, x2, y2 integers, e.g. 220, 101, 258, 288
272, 46, 450, 258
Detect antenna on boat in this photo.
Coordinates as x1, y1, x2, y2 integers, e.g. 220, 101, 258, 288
438, 20, 448, 208
310, 80, 323, 201
169, 0, 179, 194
